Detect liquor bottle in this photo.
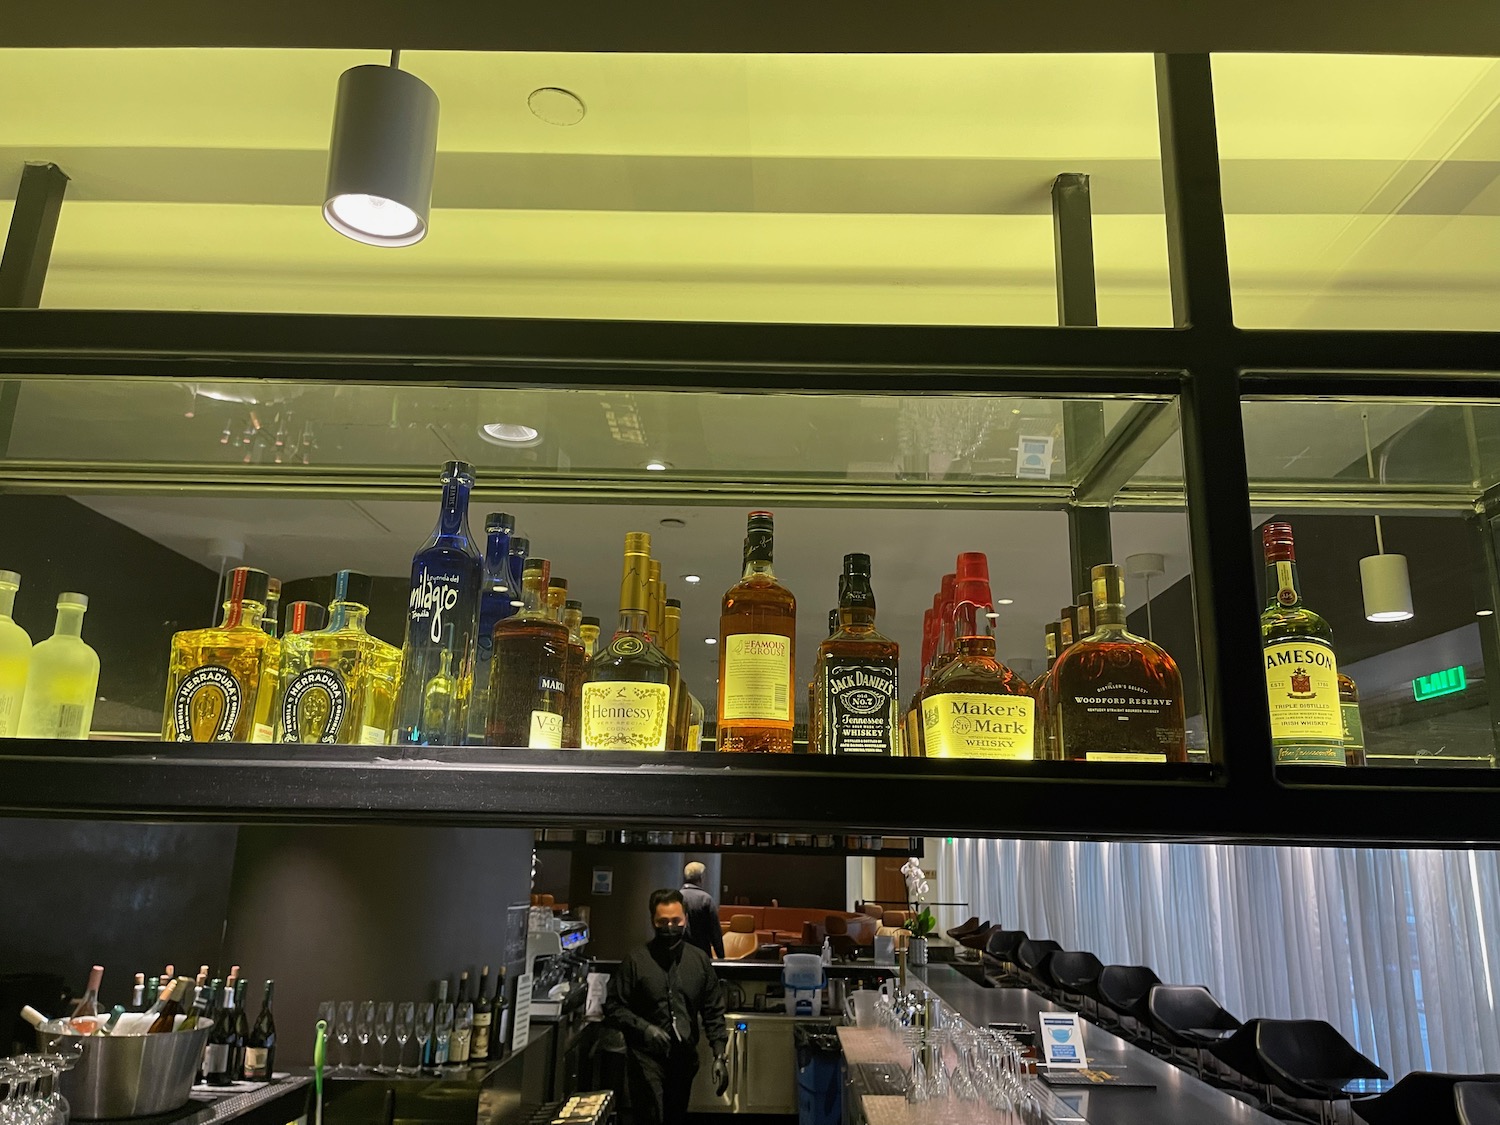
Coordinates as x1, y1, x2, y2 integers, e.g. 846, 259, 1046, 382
232, 979, 251, 1078
664, 599, 695, 752
921, 553, 1034, 759
1260, 522, 1345, 764
1032, 622, 1063, 760
17, 593, 100, 740
70, 965, 103, 1017
471, 513, 519, 744
284, 602, 328, 635
544, 580, 582, 747
471, 966, 493, 1061
582, 533, 674, 751
1053, 564, 1187, 763
394, 460, 483, 746
195, 981, 222, 1080
245, 981, 276, 1080
204, 981, 236, 1083
808, 609, 837, 751
488, 559, 570, 748
506, 537, 530, 616
579, 617, 600, 660
165, 567, 280, 743
147, 978, 184, 1033
277, 570, 400, 745
903, 599, 941, 758
0, 570, 31, 737
131, 973, 145, 1011
493, 967, 511, 1052
564, 600, 585, 750
262, 578, 283, 639
717, 512, 797, 753
929, 573, 958, 680
817, 554, 900, 755
1340, 673, 1366, 766
449, 1001, 474, 1065
650, 561, 684, 750
1075, 592, 1094, 642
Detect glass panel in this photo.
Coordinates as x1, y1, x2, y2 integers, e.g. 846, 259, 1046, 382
1243, 394, 1500, 768
1, 49, 1172, 326
1215, 53, 1500, 330
0, 376, 1200, 770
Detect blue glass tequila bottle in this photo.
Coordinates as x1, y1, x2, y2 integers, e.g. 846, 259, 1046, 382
468, 513, 518, 744
393, 461, 483, 745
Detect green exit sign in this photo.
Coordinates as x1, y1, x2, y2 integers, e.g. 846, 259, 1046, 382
1413, 665, 1467, 702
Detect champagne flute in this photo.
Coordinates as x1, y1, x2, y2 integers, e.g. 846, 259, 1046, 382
415, 1003, 434, 1074
394, 1002, 416, 1076
336, 1001, 355, 1073
356, 1001, 375, 1072
374, 1002, 395, 1074
434, 1002, 454, 1069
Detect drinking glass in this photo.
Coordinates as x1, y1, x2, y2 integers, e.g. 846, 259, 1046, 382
356, 1001, 375, 1072
434, 1002, 454, 1069
415, 1003, 434, 1074
336, 1001, 356, 1072
394, 1002, 416, 1076
374, 1002, 395, 1074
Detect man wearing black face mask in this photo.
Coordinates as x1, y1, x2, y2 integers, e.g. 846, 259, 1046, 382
606, 888, 728, 1125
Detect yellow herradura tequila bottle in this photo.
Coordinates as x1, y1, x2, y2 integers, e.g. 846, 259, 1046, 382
0, 570, 32, 737
275, 571, 401, 745
163, 567, 280, 743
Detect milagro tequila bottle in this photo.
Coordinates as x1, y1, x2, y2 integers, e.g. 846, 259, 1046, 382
393, 461, 482, 746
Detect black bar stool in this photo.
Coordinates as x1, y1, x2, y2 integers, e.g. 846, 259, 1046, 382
1145, 985, 1242, 1076
1046, 951, 1103, 1018
1457, 1081, 1500, 1125
1255, 1019, 1388, 1125
1015, 938, 1062, 995
982, 928, 1028, 981
1096, 965, 1162, 1044
1355, 1071, 1499, 1125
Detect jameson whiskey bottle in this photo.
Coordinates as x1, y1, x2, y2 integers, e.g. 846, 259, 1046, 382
488, 559, 570, 748
816, 554, 899, 755
582, 533, 674, 751
717, 512, 797, 753
1053, 564, 1186, 763
1261, 522, 1345, 764
470, 513, 519, 744
164, 567, 280, 743
394, 461, 483, 746
921, 553, 1033, 759
0, 570, 32, 737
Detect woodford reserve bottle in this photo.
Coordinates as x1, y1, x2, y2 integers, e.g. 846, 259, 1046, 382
1052, 564, 1186, 762
920, 552, 1034, 759
1031, 621, 1063, 760
717, 511, 797, 753
1260, 521, 1345, 764
487, 559, 570, 748
815, 553, 900, 755
581, 533, 674, 751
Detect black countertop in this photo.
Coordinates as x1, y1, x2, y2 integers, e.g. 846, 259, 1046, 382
915, 966, 1277, 1125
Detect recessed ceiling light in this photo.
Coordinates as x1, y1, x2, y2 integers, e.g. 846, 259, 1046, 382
479, 422, 542, 447
682, 574, 702, 585
1479, 609, 1495, 617
528, 87, 586, 126
645, 459, 671, 472
704, 637, 717, 645
997, 598, 1014, 605
985, 612, 1000, 620
510, 599, 525, 608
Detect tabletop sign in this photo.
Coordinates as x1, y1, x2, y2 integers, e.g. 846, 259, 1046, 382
592, 867, 613, 895
512, 972, 534, 1052
1039, 1012, 1088, 1069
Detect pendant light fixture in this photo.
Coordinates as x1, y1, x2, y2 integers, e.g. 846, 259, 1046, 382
323, 51, 439, 247
1359, 410, 1414, 622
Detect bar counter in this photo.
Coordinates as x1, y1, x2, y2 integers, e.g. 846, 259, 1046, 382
897, 966, 1277, 1125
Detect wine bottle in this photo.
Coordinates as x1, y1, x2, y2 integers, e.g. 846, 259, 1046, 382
494, 967, 511, 1053
131, 973, 146, 1011
100, 1005, 126, 1035
471, 966, 493, 1061
147, 978, 184, 1033
456, 969, 470, 1007
204, 981, 236, 1084
70, 965, 103, 1018
233, 979, 251, 1079
244, 980, 276, 1081
195, 981, 222, 1080
181, 978, 214, 1029
145, 977, 160, 1007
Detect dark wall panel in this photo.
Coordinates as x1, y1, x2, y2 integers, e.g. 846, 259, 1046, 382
720, 854, 847, 911
224, 826, 534, 1065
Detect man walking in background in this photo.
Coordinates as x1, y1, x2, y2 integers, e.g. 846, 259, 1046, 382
681, 861, 725, 960
607, 888, 728, 1125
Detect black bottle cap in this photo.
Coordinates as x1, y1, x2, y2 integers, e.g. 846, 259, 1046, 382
510, 537, 530, 555
549, 576, 568, 589
227, 567, 271, 607
666, 598, 682, 608
332, 569, 374, 607
442, 460, 476, 482
286, 601, 328, 634
565, 599, 583, 610
486, 512, 517, 533
843, 552, 872, 577
582, 616, 601, 627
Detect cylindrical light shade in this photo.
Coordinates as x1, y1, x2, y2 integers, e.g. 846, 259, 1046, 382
1360, 553, 1414, 622
323, 64, 439, 247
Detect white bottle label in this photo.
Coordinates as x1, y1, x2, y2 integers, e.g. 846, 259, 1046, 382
359, 724, 389, 746
721, 634, 792, 722
529, 710, 564, 749
921, 693, 1034, 759
580, 682, 671, 751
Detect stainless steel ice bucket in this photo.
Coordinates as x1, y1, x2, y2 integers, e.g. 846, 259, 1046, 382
39, 1026, 211, 1120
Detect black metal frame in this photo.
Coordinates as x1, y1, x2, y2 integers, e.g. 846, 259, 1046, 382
2, 54, 1499, 843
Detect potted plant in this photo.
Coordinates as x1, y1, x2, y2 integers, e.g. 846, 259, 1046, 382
900, 857, 935, 965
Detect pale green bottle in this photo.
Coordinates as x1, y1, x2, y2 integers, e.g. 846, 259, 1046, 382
0, 570, 31, 737
16, 592, 100, 740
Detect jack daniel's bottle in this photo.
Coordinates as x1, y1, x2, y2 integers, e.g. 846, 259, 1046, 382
393, 461, 483, 746
815, 554, 899, 755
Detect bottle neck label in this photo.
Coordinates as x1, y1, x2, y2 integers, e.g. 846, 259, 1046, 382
280, 668, 348, 744
580, 682, 671, 751
821, 658, 898, 755
410, 565, 463, 645
1272, 560, 1300, 608
172, 665, 242, 742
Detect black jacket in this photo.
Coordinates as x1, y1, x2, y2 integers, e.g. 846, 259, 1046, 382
606, 937, 728, 1059
681, 882, 725, 960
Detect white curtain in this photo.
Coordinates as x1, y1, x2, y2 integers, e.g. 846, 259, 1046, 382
933, 837, 1500, 1079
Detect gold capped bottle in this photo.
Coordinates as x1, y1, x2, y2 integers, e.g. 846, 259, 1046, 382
545, 577, 583, 748
1053, 564, 1186, 763
563, 599, 589, 745
0, 570, 32, 737
920, 553, 1033, 759
488, 559, 570, 748
579, 617, 600, 661
717, 512, 797, 753
1032, 622, 1063, 760
649, 560, 683, 750
16, 593, 100, 740
164, 567, 280, 743
262, 578, 282, 639
1340, 673, 1366, 766
1261, 522, 1345, 764
663, 598, 691, 751
581, 534, 675, 751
